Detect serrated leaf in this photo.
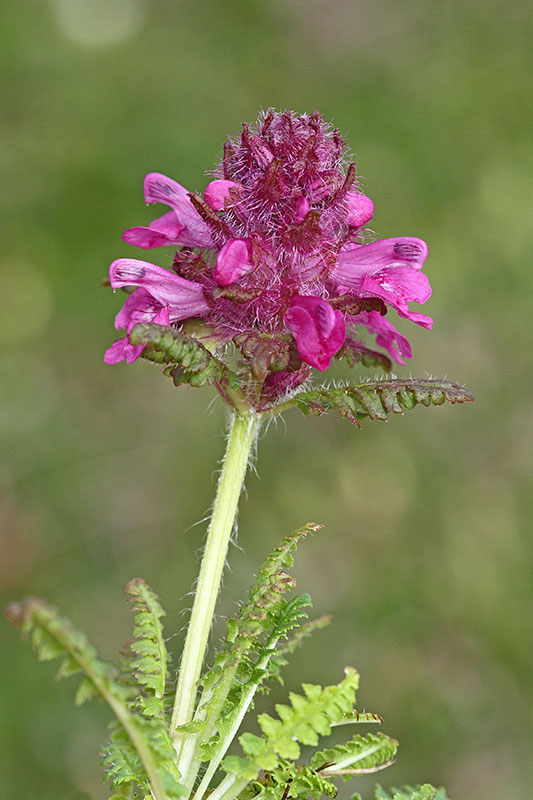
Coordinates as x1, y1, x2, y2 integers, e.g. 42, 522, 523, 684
221, 668, 360, 782
6, 597, 184, 800
192, 526, 321, 776
336, 335, 393, 372
129, 322, 242, 392
375, 785, 450, 800
311, 732, 398, 778
294, 378, 473, 425
5, 598, 119, 702
121, 578, 169, 718
75, 677, 99, 706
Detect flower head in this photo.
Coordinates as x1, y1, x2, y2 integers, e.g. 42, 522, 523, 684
106, 110, 432, 401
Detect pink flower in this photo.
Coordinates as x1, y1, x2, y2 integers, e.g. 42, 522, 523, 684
214, 239, 254, 286
334, 238, 432, 325
122, 173, 213, 249
285, 296, 345, 371
105, 259, 209, 363
106, 110, 432, 393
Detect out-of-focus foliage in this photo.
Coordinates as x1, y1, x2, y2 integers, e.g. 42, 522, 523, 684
1, 1, 531, 798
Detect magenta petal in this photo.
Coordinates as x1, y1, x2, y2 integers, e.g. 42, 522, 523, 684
204, 179, 239, 210
121, 211, 192, 248
151, 305, 170, 326
142, 172, 213, 247
335, 237, 429, 284
354, 311, 413, 365
122, 226, 173, 249
359, 266, 432, 312
144, 172, 192, 212
285, 295, 346, 371
115, 288, 160, 331
294, 196, 310, 223
346, 192, 374, 227
109, 259, 209, 319
214, 239, 254, 286
398, 309, 433, 329
104, 338, 145, 364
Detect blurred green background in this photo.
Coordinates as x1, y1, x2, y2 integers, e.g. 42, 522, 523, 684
1, 1, 532, 798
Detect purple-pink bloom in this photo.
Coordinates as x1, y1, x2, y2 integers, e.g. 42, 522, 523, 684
106, 110, 433, 378
285, 296, 345, 371
105, 297, 171, 364
353, 310, 413, 365
334, 238, 432, 325
122, 173, 213, 249
346, 192, 375, 228
204, 179, 239, 211
214, 239, 254, 286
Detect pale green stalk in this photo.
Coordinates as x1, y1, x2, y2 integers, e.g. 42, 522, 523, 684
209, 774, 249, 800
191, 632, 280, 800
170, 411, 259, 768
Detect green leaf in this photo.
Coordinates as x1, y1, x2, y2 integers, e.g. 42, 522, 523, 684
221, 667, 360, 782
129, 323, 242, 391
310, 731, 398, 779
294, 378, 474, 425
4, 598, 121, 702
335, 335, 393, 372
375, 785, 450, 800
102, 717, 186, 799
195, 525, 321, 754
267, 614, 332, 685
245, 761, 338, 800
5, 597, 185, 800
122, 578, 169, 713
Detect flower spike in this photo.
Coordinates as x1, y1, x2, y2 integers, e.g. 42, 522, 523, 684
106, 110, 436, 407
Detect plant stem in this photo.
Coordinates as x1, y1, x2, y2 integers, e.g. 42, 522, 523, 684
191, 632, 281, 800
105, 691, 170, 800
170, 411, 259, 760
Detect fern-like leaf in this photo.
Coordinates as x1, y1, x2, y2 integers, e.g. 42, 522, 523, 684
335, 335, 393, 372
122, 578, 169, 713
129, 323, 241, 390
103, 718, 186, 799
245, 761, 338, 800
266, 614, 332, 686
310, 732, 398, 779
375, 785, 450, 800
195, 524, 321, 731
4, 598, 122, 703
222, 667, 359, 781
187, 527, 321, 787
5, 597, 184, 800
294, 379, 473, 425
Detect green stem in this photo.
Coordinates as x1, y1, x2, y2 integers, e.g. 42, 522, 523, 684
191, 632, 281, 800
105, 691, 170, 800
210, 774, 248, 800
170, 411, 259, 760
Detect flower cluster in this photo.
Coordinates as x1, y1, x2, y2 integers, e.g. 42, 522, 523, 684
106, 109, 432, 399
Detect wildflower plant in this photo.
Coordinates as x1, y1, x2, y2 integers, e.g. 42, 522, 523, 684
6, 110, 472, 800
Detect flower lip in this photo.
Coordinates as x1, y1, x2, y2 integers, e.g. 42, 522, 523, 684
346, 192, 374, 228
285, 295, 346, 371
335, 238, 429, 280
133, 172, 214, 249
214, 239, 254, 286
121, 211, 186, 249
109, 258, 209, 319
204, 179, 240, 211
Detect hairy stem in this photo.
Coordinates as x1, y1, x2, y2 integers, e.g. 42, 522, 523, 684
105, 692, 170, 800
191, 632, 281, 800
170, 411, 259, 763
